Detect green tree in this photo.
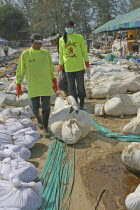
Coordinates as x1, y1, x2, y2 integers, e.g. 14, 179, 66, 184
0, 4, 28, 40
129, 0, 140, 10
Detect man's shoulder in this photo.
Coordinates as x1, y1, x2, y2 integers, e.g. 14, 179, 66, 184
21, 48, 30, 55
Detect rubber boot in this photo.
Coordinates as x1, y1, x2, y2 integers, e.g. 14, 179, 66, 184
42, 108, 50, 138
34, 111, 43, 129
79, 98, 84, 110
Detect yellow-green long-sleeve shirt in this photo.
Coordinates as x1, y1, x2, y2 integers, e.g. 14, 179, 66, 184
59, 33, 89, 72
16, 47, 55, 98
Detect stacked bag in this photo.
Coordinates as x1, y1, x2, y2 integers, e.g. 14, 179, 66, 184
0, 106, 42, 209
50, 96, 91, 144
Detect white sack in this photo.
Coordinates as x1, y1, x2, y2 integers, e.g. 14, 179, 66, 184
20, 118, 36, 130
13, 128, 40, 149
6, 118, 24, 133
94, 104, 105, 116
123, 117, 140, 135
125, 184, 140, 210
16, 93, 30, 107
0, 174, 42, 210
96, 93, 140, 117
25, 105, 35, 118
91, 81, 127, 99
53, 96, 78, 113
51, 121, 63, 140
121, 142, 140, 173
0, 130, 13, 146
50, 108, 91, 143
54, 97, 65, 112
0, 91, 6, 105
4, 94, 17, 107
63, 95, 78, 110
0, 145, 31, 160
62, 119, 81, 144
0, 158, 38, 182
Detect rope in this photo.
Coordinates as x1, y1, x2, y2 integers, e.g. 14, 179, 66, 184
41, 138, 75, 210
91, 115, 140, 142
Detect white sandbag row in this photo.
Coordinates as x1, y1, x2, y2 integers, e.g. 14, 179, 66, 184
50, 96, 91, 144
0, 174, 42, 210
0, 107, 40, 149
95, 92, 140, 117
0, 106, 35, 119
0, 157, 38, 182
86, 71, 140, 99
123, 108, 140, 135
90, 64, 127, 77
0, 126, 40, 149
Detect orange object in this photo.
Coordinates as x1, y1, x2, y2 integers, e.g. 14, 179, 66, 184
59, 65, 63, 71
16, 84, 22, 98
52, 78, 58, 92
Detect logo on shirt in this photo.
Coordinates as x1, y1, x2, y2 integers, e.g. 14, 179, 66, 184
29, 59, 35, 62
65, 42, 77, 58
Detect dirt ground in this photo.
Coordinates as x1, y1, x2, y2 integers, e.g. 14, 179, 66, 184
29, 99, 140, 210
3, 46, 140, 210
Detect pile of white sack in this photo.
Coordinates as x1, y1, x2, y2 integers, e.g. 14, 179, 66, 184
95, 92, 140, 117
0, 107, 40, 149
121, 143, 140, 210
0, 105, 42, 209
86, 70, 140, 99
49, 96, 91, 144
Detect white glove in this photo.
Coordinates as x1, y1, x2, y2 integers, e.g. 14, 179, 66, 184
86, 67, 90, 78
58, 71, 63, 79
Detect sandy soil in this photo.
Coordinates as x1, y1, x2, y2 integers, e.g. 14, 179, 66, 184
3, 46, 140, 210
28, 99, 139, 210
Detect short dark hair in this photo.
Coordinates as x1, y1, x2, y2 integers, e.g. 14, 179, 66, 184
65, 20, 74, 27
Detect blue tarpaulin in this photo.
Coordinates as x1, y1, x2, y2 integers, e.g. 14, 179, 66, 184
0, 38, 9, 42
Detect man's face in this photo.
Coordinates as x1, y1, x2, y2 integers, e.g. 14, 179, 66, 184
30, 40, 42, 50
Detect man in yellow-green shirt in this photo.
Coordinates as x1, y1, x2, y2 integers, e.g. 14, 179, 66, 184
16, 33, 58, 137
59, 20, 90, 110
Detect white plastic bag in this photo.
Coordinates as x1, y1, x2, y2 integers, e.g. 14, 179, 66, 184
125, 184, 140, 210
62, 119, 81, 144
13, 128, 40, 149
121, 142, 140, 173
0, 158, 38, 182
0, 145, 31, 160
0, 174, 42, 210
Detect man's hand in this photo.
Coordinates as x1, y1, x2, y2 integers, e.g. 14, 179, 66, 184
52, 78, 58, 92
16, 84, 22, 98
86, 67, 90, 78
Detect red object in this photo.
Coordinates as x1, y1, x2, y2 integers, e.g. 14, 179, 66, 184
59, 65, 63, 71
16, 84, 22, 98
52, 78, 58, 92
85, 61, 90, 67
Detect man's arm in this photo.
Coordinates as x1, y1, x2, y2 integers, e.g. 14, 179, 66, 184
16, 53, 26, 97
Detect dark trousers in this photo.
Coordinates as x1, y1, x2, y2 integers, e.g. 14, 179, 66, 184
66, 69, 86, 102
30, 96, 51, 114
58, 70, 68, 93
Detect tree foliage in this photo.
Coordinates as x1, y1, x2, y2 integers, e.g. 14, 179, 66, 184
1, 0, 140, 38
0, 4, 28, 40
